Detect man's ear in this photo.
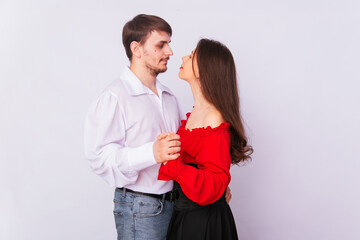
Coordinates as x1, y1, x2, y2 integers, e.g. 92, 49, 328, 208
130, 41, 141, 58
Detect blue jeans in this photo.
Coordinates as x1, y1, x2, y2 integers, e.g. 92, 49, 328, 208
113, 188, 173, 240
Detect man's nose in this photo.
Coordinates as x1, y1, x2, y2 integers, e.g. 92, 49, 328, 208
166, 45, 173, 56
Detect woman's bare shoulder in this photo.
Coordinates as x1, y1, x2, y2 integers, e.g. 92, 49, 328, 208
203, 109, 225, 128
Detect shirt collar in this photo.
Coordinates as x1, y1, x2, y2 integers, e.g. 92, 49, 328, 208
120, 67, 174, 96
156, 78, 174, 96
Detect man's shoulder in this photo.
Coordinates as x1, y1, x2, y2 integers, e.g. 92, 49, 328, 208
102, 78, 129, 99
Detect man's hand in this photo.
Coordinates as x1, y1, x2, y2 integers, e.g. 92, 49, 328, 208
153, 132, 181, 164
225, 187, 232, 204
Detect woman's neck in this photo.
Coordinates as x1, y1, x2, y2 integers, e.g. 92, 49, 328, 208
189, 81, 213, 111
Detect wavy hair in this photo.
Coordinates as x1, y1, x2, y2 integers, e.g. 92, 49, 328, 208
194, 39, 253, 164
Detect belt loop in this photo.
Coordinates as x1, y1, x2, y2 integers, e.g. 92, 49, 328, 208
122, 188, 126, 198
161, 193, 166, 203
169, 191, 173, 202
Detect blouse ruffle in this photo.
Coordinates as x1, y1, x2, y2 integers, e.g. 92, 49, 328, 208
158, 112, 232, 205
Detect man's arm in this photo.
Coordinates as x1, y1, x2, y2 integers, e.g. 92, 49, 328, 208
225, 187, 232, 203
84, 91, 180, 187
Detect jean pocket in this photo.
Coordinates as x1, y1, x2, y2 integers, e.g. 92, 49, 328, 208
133, 197, 163, 218
113, 196, 133, 216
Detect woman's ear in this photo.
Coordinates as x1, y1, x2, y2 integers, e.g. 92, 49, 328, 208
193, 57, 200, 79
130, 41, 141, 58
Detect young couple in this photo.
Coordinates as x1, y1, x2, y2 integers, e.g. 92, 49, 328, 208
84, 14, 253, 240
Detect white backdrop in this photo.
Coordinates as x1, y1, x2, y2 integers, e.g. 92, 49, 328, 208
1, 0, 360, 239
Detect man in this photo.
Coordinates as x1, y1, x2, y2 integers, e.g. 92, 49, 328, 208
84, 14, 182, 239
85, 14, 232, 239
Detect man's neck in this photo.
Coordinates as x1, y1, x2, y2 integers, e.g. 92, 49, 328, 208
130, 63, 158, 96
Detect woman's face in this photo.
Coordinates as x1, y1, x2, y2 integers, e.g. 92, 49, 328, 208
178, 50, 199, 82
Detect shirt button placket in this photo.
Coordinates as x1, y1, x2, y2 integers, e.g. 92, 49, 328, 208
158, 92, 170, 133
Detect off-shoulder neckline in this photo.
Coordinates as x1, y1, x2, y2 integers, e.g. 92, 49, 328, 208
180, 112, 230, 134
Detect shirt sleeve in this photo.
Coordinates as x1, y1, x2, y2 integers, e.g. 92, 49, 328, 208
158, 130, 231, 205
84, 91, 157, 187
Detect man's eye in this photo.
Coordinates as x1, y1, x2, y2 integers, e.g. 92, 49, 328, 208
158, 45, 164, 48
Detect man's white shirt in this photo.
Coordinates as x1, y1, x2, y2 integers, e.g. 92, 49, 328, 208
84, 67, 182, 194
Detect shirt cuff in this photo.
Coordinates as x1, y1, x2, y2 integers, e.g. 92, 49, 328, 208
127, 141, 157, 171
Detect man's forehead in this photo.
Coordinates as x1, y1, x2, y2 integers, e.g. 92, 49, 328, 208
147, 30, 171, 42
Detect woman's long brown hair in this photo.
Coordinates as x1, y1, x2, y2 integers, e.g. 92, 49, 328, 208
194, 39, 253, 164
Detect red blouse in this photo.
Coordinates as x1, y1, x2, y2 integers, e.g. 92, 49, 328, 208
158, 113, 232, 206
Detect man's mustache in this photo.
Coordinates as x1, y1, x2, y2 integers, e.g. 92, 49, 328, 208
160, 57, 170, 62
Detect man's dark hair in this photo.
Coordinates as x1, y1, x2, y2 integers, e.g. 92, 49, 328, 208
122, 14, 172, 60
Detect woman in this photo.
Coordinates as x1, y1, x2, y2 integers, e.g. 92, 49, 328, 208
158, 38, 253, 240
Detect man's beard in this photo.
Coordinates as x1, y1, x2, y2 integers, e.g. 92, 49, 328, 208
145, 58, 169, 76
146, 64, 167, 76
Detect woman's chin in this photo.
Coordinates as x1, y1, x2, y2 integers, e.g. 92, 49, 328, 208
178, 72, 184, 80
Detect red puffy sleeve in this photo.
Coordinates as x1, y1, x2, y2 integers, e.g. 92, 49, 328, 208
158, 128, 231, 205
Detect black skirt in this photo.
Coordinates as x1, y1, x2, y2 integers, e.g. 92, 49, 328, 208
167, 181, 238, 240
